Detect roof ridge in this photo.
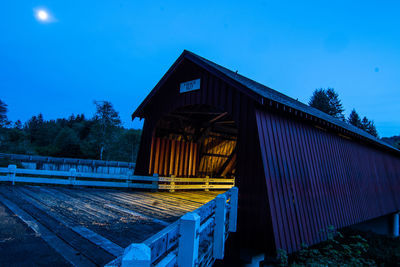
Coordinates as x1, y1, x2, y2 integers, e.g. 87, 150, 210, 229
183, 50, 399, 152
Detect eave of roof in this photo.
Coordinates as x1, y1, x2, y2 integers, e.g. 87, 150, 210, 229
132, 50, 399, 154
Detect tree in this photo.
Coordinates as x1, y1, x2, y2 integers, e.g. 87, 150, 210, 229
0, 99, 10, 127
93, 101, 121, 160
53, 128, 81, 157
347, 109, 362, 128
107, 128, 142, 162
14, 120, 22, 129
366, 120, 378, 138
360, 116, 378, 138
309, 88, 344, 119
361, 117, 370, 130
347, 109, 379, 138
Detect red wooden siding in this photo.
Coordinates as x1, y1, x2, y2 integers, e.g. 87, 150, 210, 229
256, 109, 400, 253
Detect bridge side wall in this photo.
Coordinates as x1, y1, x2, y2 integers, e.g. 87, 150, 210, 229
256, 108, 400, 253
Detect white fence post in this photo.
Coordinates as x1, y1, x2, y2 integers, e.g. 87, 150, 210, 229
178, 212, 200, 267
152, 173, 159, 192
126, 170, 133, 188
229, 187, 238, 232
69, 168, 76, 185
213, 194, 226, 259
121, 243, 151, 267
8, 165, 16, 185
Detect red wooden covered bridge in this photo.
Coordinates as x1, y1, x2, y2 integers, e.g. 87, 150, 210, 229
132, 50, 400, 257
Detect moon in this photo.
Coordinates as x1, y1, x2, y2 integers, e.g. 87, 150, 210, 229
34, 8, 54, 22
37, 10, 49, 21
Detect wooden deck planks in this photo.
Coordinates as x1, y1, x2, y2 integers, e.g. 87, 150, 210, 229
0, 193, 96, 267
0, 187, 113, 266
10, 187, 124, 257
0, 184, 220, 265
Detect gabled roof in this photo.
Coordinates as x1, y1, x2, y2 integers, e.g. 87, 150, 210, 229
132, 50, 399, 153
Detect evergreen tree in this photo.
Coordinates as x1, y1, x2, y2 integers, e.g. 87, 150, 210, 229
366, 120, 378, 138
309, 88, 344, 119
347, 110, 379, 138
347, 109, 362, 128
361, 117, 370, 131
0, 99, 9, 127
360, 116, 378, 138
93, 101, 121, 160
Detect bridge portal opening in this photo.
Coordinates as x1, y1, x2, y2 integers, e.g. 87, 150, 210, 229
148, 105, 237, 180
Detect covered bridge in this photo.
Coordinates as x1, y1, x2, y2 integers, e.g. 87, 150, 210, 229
132, 50, 400, 256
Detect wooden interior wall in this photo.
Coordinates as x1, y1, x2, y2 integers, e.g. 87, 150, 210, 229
148, 137, 198, 177
198, 137, 236, 177
256, 108, 400, 254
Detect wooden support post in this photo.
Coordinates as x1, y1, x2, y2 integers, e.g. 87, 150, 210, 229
170, 175, 175, 193
229, 187, 238, 232
152, 173, 159, 192
69, 168, 76, 186
178, 212, 200, 267
205, 176, 210, 191
393, 212, 399, 237
213, 194, 226, 259
8, 165, 16, 185
121, 243, 151, 267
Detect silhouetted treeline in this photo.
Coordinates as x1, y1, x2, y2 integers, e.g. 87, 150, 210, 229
0, 100, 141, 162
381, 135, 400, 150
309, 88, 379, 137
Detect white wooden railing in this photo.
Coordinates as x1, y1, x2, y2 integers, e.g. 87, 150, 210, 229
117, 187, 238, 267
0, 165, 235, 191
0, 165, 157, 189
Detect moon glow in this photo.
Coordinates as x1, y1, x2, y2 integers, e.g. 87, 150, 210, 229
34, 8, 53, 22
37, 10, 49, 21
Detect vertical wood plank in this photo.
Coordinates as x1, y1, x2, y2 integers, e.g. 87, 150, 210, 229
169, 140, 176, 176
148, 136, 155, 175
159, 138, 166, 176
188, 142, 194, 176
164, 139, 171, 176
179, 141, 185, 177
174, 141, 181, 176
153, 137, 161, 175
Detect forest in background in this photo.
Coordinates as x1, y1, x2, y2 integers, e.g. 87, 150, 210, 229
0, 88, 399, 163
0, 100, 142, 162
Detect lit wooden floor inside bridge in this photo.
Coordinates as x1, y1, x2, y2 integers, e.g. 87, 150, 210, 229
0, 185, 223, 266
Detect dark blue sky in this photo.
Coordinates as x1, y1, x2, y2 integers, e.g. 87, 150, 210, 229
1, 1, 399, 137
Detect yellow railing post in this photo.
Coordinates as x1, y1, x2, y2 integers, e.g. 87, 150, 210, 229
170, 175, 175, 193
205, 176, 210, 191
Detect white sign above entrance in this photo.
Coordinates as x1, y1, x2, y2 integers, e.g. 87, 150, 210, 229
180, 78, 201, 93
